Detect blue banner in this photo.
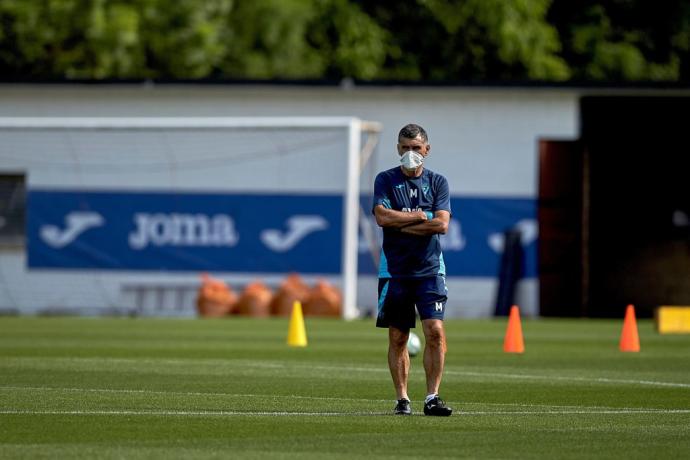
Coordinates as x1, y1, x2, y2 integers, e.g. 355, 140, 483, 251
358, 197, 538, 278
28, 189, 537, 277
28, 190, 343, 273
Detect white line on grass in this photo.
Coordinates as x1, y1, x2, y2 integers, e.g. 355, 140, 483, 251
1, 408, 688, 417
1, 386, 686, 414
460, 409, 690, 415
247, 362, 690, 389
0, 409, 386, 417
0, 385, 391, 402
4, 357, 689, 389
442, 370, 690, 389
301, 364, 690, 389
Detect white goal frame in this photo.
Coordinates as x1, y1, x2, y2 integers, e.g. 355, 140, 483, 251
0, 116, 382, 320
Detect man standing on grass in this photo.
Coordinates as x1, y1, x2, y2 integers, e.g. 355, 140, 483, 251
373, 123, 453, 416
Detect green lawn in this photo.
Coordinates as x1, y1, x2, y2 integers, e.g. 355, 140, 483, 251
0, 316, 688, 459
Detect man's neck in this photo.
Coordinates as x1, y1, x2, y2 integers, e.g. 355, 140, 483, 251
400, 166, 424, 178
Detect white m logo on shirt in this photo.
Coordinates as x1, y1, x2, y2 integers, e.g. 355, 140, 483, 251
409, 189, 418, 198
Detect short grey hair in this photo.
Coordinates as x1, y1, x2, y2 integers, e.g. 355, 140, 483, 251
398, 124, 428, 143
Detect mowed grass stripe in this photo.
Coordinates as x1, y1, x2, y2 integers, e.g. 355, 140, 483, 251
445, 370, 690, 388
1, 317, 689, 459
0, 385, 391, 402
2, 355, 689, 388
2, 385, 686, 412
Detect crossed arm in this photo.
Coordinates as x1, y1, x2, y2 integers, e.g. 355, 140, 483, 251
374, 205, 450, 236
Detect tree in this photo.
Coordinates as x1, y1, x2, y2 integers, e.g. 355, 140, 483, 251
356, 0, 571, 81
0, 0, 688, 82
0, 0, 233, 79
218, 0, 389, 79
0, 0, 389, 80
423, 0, 571, 80
548, 0, 689, 81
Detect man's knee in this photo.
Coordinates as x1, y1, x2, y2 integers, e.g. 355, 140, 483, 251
423, 322, 447, 352
389, 327, 410, 349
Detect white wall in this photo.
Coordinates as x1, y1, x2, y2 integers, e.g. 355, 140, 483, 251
0, 84, 579, 195
0, 84, 579, 317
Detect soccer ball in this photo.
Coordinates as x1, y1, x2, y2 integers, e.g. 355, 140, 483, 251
407, 332, 421, 357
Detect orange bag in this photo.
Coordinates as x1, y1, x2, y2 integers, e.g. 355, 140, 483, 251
196, 273, 237, 317
270, 273, 311, 317
235, 281, 273, 317
303, 279, 341, 317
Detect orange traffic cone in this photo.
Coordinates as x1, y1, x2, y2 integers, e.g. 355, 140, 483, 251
619, 304, 640, 352
503, 305, 525, 353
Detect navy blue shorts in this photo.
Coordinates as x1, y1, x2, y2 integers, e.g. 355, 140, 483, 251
376, 276, 448, 329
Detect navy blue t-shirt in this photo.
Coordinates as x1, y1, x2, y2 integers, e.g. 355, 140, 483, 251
373, 167, 451, 278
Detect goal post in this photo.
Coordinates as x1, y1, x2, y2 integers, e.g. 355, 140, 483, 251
0, 116, 382, 319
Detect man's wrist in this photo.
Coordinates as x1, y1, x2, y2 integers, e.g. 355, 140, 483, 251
425, 211, 434, 220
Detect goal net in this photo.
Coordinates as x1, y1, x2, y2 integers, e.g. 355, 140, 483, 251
0, 117, 382, 319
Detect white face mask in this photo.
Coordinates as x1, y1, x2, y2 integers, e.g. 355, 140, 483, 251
400, 150, 424, 170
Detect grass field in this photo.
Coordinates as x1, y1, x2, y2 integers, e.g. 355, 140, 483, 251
1, 316, 689, 459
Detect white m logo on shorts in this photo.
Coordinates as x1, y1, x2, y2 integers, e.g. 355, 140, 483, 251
435, 302, 443, 312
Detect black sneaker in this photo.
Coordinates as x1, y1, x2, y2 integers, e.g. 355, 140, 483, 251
393, 398, 412, 415
423, 396, 453, 416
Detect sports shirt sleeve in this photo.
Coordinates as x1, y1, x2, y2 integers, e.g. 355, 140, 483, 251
373, 172, 393, 212
432, 174, 451, 215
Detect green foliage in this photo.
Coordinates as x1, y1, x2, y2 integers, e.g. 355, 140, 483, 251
550, 1, 687, 81
0, 0, 234, 79
0, 0, 388, 80
220, 0, 324, 79
0, 0, 688, 81
310, 0, 389, 79
219, 0, 388, 79
419, 0, 571, 80
568, 5, 675, 80
139, 0, 232, 79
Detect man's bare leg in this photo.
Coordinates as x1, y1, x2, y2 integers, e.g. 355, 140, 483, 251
422, 319, 446, 395
388, 326, 410, 400
420, 318, 452, 415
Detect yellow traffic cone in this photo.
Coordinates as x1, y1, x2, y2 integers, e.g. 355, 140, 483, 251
287, 301, 307, 347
